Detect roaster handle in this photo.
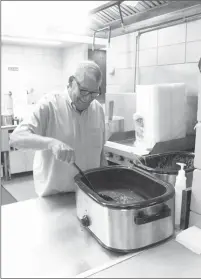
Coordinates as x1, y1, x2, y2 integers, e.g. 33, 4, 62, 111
134, 204, 171, 225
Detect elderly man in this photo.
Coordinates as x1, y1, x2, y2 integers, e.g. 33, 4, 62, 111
10, 60, 107, 197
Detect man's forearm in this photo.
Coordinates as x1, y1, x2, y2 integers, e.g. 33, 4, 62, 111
9, 130, 53, 151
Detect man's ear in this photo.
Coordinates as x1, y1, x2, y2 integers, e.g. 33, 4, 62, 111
68, 76, 74, 87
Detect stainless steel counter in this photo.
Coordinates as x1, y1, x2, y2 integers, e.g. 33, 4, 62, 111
3, 192, 199, 278
1, 193, 136, 278
88, 239, 201, 278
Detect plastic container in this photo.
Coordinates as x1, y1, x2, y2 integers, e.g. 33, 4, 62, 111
4, 91, 14, 116
175, 163, 187, 228
134, 83, 187, 150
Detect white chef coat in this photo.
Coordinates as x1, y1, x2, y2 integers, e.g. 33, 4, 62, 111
19, 90, 105, 197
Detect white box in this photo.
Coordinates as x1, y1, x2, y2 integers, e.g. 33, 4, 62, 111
190, 169, 201, 215
194, 123, 201, 169
135, 83, 186, 150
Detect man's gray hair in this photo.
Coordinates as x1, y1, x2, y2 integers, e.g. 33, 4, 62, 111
74, 60, 102, 85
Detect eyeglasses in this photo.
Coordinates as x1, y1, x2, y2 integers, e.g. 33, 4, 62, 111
72, 76, 101, 99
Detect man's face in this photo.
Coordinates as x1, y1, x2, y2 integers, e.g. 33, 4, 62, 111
69, 72, 101, 111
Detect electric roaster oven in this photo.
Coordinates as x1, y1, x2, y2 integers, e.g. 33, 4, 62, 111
74, 166, 175, 253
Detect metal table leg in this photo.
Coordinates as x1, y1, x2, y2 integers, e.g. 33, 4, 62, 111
3, 151, 11, 181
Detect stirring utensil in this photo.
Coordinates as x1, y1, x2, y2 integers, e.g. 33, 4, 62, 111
131, 152, 146, 167
73, 163, 114, 202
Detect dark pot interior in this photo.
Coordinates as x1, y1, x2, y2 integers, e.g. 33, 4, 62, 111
75, 166, 174, 208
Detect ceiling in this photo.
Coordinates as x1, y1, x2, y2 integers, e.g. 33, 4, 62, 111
88, 0, 201, 37
1, 1, 201, 47
89, 1, 169, 29
1, 1, 109, 48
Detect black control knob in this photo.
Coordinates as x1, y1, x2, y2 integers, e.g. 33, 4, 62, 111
81, 215, 90, 227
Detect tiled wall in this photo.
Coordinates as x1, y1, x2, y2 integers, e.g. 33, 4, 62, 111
106, 93, 136, 131
106, 32, 137, 94
105, 33, 137, 130
62, 44, 88, 86
106, 18, 201, 134
1, 44, 88, 118
138, 20, 201, 93
138, 19, 201, 135
1, 44, 63, 118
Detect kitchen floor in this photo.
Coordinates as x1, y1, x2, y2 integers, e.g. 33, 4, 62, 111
1, 172, 37, 205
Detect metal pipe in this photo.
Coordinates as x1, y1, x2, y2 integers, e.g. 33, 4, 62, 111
94, 26, 112, 33
92, 32, 96, 51
138, 13, 201, 35
92, 26, 111, 51
118, 3, 125, 29
108, 26, 111, 48
110, 3, 201, 37
134, 32, 140, 92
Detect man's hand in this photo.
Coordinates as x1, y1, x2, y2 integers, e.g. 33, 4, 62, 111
48, 139, 75, 164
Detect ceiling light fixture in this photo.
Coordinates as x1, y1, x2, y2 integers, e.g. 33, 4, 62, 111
1, 36, 62, 46
57, 34, 107, 45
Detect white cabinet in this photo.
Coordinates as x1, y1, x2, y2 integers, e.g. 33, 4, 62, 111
10, 150, 35, 174
1, 126, 35, 176
10, 150, 26, 174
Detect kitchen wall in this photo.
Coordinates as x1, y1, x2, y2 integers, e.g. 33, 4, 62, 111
62, 44, 88, 87
1, 44, 63, 118
88, 49, 106, 104
106, 32, 137, 94
138, 19, 201, 135
105, 32, 137, 130
1, 43, 89, 119
106, 18, 201, 134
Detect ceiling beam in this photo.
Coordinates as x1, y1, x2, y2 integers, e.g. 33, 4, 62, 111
89, 1, 123, 15
111, 2, 201, 37
91, 1, 201, 38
